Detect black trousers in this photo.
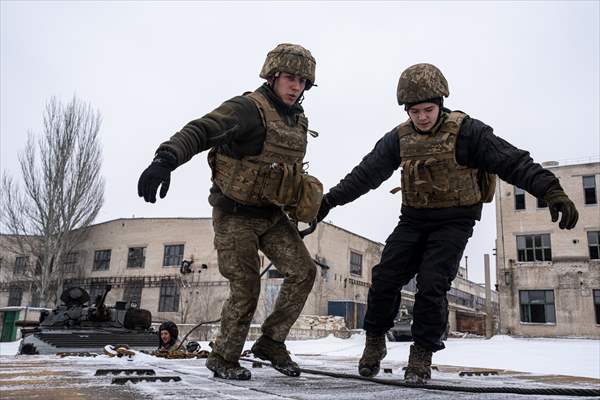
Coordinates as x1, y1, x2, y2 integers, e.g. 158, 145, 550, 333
363, 214, 475, 352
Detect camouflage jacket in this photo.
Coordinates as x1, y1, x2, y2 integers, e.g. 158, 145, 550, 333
325, 109, 561, 221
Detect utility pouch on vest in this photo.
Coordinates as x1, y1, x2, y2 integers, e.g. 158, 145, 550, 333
262, 163, 301, 206
287, 174, 323, 223
477, 170, 496, 203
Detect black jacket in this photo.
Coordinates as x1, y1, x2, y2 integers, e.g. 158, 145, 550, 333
326, 110, 560, 221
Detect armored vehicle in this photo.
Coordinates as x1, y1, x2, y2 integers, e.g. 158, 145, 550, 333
18, 285, 158, 355
386, 306, 413, 342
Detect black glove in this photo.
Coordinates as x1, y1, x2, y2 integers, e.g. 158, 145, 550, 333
316, 195, 334, 223
544, 189, 578, 230
137, 151, 177, 203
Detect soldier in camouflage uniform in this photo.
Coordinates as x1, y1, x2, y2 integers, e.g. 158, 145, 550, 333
138, 44, 321, 380
316, 63, 579, 383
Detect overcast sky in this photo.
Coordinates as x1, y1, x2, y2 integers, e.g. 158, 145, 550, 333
1, 1, 599, 285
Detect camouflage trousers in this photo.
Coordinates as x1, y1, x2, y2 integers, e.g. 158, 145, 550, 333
211, 207, 316, 363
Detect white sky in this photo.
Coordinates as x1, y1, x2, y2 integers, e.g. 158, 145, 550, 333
1, 1, 599, 285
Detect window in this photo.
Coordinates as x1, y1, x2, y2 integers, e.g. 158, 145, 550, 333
447, 287, 474, 308
588, 231, 600, 260
127, 247, 146, 268
403, 277, 417, 294
517, 234, 552, 262
8, 286, 23, 306
35, 257, 43, 276
536, 197, 547, 208
163, 244, 184, 267
267, 269, 285, 279
88, 282, 109, 304
350, 251, 363, 276
62, 252, 79, 273
594, 290, 600, 325
520, 290, 556, 323
583, 175, 597, 205
123, 280, 144, 308
30, 286, 41, 307
514, 186, 526, 210
14, 256, 28, 274
158, 279, 180, 312
93, 250, 111, 271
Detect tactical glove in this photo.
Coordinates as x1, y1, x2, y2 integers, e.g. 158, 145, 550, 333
316, 195, 334, 223
543, 189, 578, 230
137, 151, 177, 203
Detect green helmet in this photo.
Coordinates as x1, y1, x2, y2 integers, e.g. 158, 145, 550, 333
260, 43, 316, 89
396, 63, 449, 106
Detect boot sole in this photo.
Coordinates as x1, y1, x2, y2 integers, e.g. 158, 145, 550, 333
206, 361, 252, 380
252, 350, 301, 377
359, 366, 379, 377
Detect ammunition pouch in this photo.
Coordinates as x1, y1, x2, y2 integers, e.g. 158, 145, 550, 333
287, 173, 323, 223
210, 151, 322, 221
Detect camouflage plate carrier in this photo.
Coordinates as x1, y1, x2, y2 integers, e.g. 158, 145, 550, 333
397, 111, 495, 208
209, 90, 322, 222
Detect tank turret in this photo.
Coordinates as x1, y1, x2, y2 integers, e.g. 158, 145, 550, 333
19, 285, 156, 355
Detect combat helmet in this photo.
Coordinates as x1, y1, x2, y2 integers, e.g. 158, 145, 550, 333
260, 43, 316, 90
397, 63, 449, 106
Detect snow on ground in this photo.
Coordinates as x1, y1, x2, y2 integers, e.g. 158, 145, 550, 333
0, 340, 21, 357
285, 334, 600, 379
1, 334, 598, 379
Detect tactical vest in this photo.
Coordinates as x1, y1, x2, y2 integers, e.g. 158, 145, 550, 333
209, 90, 310, 209
397, 111, 493, 208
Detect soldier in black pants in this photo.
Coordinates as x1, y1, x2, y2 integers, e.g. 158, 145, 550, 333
316, 63, 578, 383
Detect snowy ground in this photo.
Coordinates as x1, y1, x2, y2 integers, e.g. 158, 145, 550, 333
1, 334, 598, 400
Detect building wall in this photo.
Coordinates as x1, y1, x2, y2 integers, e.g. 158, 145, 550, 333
495, 161, 600, 337
1, 217, 498, 333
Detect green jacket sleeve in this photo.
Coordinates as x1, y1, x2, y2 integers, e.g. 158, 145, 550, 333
156, 95, 263, 167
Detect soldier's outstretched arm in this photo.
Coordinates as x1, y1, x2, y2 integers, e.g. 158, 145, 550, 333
157, 96, 262, 166
456, 117, 578, 229
137, 96, 261, 203
317, 130, 401, 222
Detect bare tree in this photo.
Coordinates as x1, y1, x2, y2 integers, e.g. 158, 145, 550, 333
0, 97, 104, 307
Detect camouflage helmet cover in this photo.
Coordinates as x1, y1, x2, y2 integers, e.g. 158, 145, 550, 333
396, 63, 449, 105
260, 43, 316, 88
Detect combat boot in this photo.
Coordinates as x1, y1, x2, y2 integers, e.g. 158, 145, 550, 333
358, 334, 387, 377
205, 352, 251, 380
404, 343, 432, 384
251, 335, 301, 377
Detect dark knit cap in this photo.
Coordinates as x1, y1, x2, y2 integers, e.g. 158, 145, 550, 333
404, 97, 443, 111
